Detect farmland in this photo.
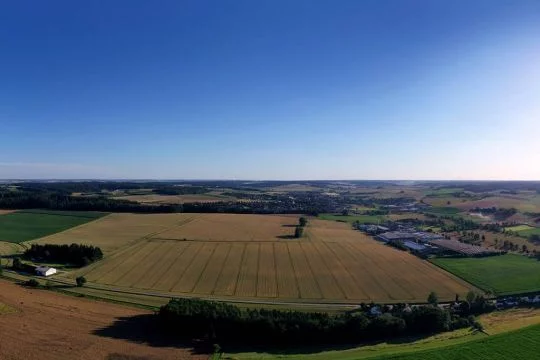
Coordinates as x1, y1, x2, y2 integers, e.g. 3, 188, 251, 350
0, 279, 203, 360
112, 193, 239, 204
51, 214, 475, 303
0, 210, 107, 243
370, 324, 540, 360
431, 254, 540, 295
505, 224, 540, 237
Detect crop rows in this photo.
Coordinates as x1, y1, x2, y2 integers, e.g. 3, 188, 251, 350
83, 237, 472, 302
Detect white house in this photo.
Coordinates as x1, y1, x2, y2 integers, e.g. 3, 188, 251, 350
35, 266, 57, 277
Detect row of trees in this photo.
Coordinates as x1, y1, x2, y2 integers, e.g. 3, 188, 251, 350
158, 297, 478, 346
24, 243, 103, 266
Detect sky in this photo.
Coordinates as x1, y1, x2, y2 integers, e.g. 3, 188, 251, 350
1, 0, 539, 180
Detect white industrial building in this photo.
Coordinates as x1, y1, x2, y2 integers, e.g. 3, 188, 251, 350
35, 266, 57, 277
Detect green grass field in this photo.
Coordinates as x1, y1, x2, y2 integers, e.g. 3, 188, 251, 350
372, 324, 540, 360
0, 210, 108, 243
318, 213, 387, 224
505, 224, 540, 237
425, 188, 463, 196
423, 206, 461, 215
431, 254, 540, 295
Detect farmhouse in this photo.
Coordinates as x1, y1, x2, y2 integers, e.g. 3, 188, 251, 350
35, 266, 57, 277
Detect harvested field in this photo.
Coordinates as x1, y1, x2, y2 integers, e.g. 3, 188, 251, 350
0, 280, 203, 360
73, 215, 473, 303
154, 213, 298, 241
31, 213, 197, 254
452, 196, 540, 213
0, 241, 25, 256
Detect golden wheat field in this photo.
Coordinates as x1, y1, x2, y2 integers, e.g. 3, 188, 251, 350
41, 213, 474, 303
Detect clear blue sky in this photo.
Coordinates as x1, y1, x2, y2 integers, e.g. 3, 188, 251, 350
1, 1, 539, 180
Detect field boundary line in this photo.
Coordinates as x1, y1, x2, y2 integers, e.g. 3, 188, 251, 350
91, 241, 151, 282
147, 242, 190, 289
24, 213, 112, 245
168, 244, 205, 292
254, 243, 261, 297
299, 242, 333, 300
313, 241, 351, 300
114, 241, 164, 286
210, 244, 233, 295
347, 241, 415, 301
286, 243, 303, 299
272, 243, 280, 298
190, 244, 218, 293
232, 244, 247, 296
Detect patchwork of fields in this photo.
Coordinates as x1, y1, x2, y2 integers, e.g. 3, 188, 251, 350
58, 215, 474, 303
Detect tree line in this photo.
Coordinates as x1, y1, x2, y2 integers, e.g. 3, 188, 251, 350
24, 243, 103, 266
0, 190, 342, 215
158, 296, 486, 346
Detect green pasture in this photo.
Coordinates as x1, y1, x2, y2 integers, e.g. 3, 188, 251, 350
0, 210, 108, 243
431, 254, 540, 295
505, 224, 540, 237
423, 207, 461, 215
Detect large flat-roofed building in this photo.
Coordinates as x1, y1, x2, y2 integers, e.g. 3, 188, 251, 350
377, 232, 417, 243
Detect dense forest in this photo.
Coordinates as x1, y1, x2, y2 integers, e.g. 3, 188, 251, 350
158, 296, 491, 346
24, 243, 103, 266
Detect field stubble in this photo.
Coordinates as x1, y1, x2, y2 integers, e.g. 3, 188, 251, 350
67, 215, 473, 303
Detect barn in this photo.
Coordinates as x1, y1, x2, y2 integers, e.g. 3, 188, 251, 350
35, 266, 57, 277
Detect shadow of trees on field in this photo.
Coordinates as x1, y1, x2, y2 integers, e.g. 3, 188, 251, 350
93, 313, 468, 357
276, 235, 297, 240
93, 314, 210, 355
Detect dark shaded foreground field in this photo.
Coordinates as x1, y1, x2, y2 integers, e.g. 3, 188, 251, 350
0, 280, 206, 360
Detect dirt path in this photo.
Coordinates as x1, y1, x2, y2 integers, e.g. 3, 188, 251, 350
0, 280, 207, 360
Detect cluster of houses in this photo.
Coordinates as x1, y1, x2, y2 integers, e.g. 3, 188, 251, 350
496, 295, 540, 309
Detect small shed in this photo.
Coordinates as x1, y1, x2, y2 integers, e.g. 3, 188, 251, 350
35, 266, 57, 277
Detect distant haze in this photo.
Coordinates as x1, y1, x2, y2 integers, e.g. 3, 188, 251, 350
1, 1, 539, 180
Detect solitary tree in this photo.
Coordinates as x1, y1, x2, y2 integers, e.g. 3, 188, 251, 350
299, 217, 308, 227
76, 276, 87, 287
294, 226, 304, 238
427, 291, 439, 306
